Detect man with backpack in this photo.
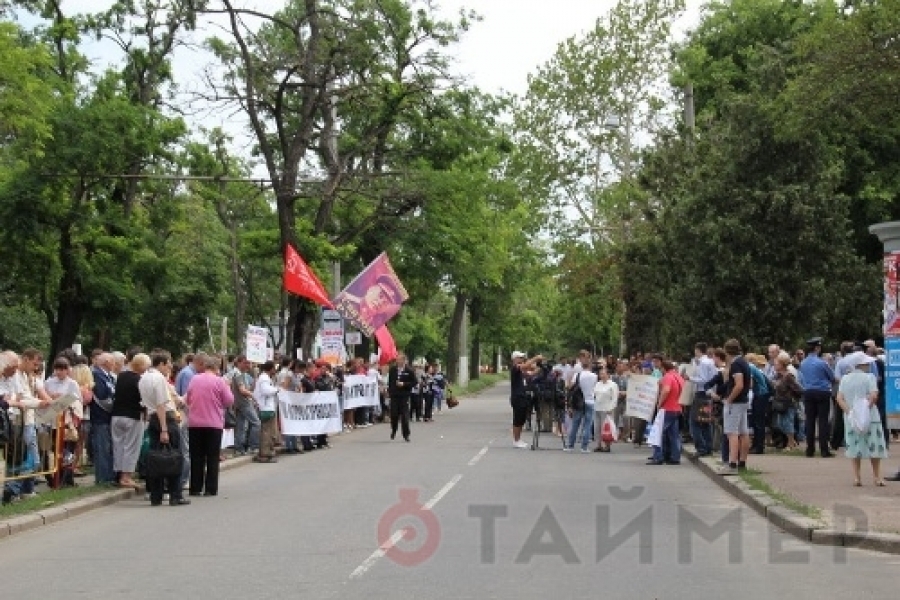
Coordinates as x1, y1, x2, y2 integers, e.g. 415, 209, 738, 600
565, 353, 598, 453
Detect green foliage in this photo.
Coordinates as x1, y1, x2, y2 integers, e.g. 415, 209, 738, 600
0, 302, 50, 353
620, 0, 883, 353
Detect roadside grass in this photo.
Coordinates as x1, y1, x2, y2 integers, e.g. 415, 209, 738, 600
455, 372, 505, 397
0, 483, 113, 519
739, 468, 823, 521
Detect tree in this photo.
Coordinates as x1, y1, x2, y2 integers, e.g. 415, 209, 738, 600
514, 0, 685, 353
0, 1, 216, 357
204, 0, 473, 357
621, 0, 881, 353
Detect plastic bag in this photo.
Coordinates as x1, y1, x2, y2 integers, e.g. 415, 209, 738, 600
647, 410, 665, 447
601, 414, 618, 444
848, 397, 871, 435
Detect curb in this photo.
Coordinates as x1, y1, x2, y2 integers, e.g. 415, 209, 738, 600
685, 445, 900, 555
0, 455, 255, 543
0, 487, 136, 541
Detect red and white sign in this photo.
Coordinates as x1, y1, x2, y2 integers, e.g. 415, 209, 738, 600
885, 252, 900, 336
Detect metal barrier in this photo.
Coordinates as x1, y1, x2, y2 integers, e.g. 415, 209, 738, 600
2, 412, 70, 497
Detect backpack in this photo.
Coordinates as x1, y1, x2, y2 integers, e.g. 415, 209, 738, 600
568, 373, 585, 412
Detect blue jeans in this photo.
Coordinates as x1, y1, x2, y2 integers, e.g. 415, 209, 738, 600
652, 411, 682, 463
19, 424, 38, 494
567, 409, 595, 450
234, 401, 260, 451
283, 435, 299, 451
91, 421, 115, 484
689, 394, 713, 455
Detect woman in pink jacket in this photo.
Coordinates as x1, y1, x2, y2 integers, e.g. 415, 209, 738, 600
185, 354, 234, 496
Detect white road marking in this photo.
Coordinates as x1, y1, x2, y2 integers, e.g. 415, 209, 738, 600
468, 445, 489, 466
423, 474, 463, 510
349, 529, 407, 579
349, 474, 463, 579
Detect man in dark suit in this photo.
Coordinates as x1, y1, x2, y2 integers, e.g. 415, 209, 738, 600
388, 353, 414, 442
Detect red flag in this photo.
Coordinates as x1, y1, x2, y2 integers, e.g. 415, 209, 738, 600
283, 244, 333, 308
375, 326, 397, 366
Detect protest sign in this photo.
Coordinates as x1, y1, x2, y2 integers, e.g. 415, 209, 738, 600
341, 374, 380, 410
625, 374, 658, 421
278, 390, 342, 436
245, 325, 268, 363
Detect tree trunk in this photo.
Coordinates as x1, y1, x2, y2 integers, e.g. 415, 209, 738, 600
469, 336, 481, 381
50, 224, 85, 359
292, 301, 319, 360
447, 292, 467, 385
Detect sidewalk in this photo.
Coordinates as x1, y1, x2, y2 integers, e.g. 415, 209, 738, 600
687, 443, 900, 554
740, 451, 900, 535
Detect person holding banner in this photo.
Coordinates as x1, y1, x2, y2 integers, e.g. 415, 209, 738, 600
648, 360, 685, 465
388, 353, 415, 442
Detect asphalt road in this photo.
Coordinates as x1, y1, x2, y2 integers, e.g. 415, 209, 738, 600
0, 382, 897, 599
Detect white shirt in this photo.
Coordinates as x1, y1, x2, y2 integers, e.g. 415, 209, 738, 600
15, 371, 44, 426
690, 356, 718, 386
593, 379, 619, 412
44, 375, 82, 420
139, 368, 174, 413
573, 369, 598, 407
253, 372, 279, 412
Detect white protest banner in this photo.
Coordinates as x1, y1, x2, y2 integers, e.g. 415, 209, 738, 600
342, 374, 380, 410
278, 390, 342, 436
625, 374, 659, 421
245, 325, 268, 363
35, 393, 79, 427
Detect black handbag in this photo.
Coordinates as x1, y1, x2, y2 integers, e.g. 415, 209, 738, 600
223, 407, 237, 429
144, 444, 183, 478
771, 396, 791, 414
0, 397, 11, 444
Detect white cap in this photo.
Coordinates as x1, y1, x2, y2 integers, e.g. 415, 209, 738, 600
511, 351, 526, 360
847, 350, 875, 369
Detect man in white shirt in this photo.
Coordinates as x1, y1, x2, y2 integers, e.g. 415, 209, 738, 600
9, 349, 52, 496
689, 343, 718, 456
565, 353, 598, 453
139, 352, 188, 506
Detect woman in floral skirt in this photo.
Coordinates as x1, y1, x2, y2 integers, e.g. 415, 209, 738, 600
836, 351, 888, 486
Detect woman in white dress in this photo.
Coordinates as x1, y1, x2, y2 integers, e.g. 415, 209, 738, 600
593, 368, 619, 452
836, 351, 888, 486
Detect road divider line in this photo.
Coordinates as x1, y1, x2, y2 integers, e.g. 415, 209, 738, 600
349, 474, 463, 579
349, 529, 407, 579
423, 474, 463, 510
468, 445, 489, 466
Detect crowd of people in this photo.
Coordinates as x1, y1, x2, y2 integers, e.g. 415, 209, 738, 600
0, 347, 449, 505
508, 337, 899, 485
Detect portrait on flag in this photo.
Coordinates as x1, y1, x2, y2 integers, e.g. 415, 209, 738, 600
333, 253, 409, 337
